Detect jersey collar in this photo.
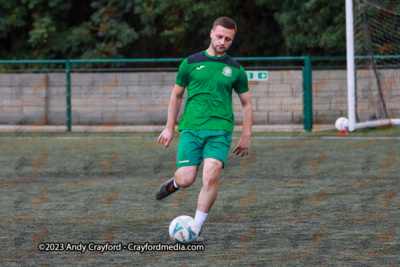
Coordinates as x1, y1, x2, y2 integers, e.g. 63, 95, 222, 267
204, 50, 227, 59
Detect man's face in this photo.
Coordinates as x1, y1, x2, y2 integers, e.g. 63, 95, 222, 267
210, 25, 235, 55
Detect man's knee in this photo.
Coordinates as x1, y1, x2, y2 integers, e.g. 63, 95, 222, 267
204, 174, 219, 188
175, 168, 197, 188
175, 177, 194, 188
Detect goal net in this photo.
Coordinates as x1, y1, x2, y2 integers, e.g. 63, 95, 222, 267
347, 0, 400, 131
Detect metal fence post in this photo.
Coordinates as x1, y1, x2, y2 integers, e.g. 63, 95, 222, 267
303, 56, 313, 132
66, 60, 71, 131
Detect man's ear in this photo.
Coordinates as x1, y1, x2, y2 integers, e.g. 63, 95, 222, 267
210, 28, 214, 38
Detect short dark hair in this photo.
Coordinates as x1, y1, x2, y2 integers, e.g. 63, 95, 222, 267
213, 17, 237, 33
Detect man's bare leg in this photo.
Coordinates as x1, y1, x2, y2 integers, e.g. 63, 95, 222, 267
195, 158, 223, 233
155, 166, 199, 200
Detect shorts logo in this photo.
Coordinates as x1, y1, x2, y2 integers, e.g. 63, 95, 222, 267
179, 160, 190, 164
196, 66, 205, 70
222, 67, 232, 77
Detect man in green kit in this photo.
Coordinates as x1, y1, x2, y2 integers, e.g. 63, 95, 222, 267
155, 16, 253, 241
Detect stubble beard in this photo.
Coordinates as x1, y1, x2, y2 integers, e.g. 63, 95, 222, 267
211, 42, 227, 56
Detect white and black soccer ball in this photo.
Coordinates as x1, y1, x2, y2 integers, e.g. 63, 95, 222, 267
169, 215, 199, 244
335, 117, 349, 131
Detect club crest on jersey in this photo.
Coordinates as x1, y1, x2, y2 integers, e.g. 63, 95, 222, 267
222, 67, 232, 77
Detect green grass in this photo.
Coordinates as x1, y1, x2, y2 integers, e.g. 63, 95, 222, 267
0, 130, 399, 266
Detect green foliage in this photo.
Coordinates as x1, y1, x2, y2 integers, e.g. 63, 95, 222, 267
0, 0, 348, 59
274, 0, 346, 56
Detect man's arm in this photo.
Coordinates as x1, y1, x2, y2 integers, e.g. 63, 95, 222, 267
233, 91, 253, 156
239, 91, 253, 137
157, 84, 185, 148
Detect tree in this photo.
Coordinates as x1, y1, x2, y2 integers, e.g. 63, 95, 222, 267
0, 0, 348, 60
130, 0, 286, 57
0, 0, 140, 59
274, 0, 346, 56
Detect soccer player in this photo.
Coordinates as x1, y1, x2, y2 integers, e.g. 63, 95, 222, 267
155, 16, 253, 241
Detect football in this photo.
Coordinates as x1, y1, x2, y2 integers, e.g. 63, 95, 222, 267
169, 215, 199, 244
335, 117, 349, 131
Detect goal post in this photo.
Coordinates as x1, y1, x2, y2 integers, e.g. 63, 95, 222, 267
346, 0, 356, 131
346, 0, 400, 131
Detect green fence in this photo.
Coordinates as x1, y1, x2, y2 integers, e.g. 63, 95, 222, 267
0, 57, 316, 131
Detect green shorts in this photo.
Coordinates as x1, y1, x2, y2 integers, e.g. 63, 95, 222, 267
176, 129, 232, 169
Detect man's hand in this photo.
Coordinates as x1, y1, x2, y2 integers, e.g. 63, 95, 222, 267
157, 128, 174, 148
232, 135, 251, 157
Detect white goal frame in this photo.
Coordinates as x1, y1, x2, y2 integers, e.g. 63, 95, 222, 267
346, 0, 400, 131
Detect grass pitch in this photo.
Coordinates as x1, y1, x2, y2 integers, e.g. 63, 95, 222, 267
0, 128, 399, 266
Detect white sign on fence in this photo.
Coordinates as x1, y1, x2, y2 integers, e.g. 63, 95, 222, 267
246, 71, 268, 81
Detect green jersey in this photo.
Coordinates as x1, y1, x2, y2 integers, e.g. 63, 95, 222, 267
175, 50, 249, 133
